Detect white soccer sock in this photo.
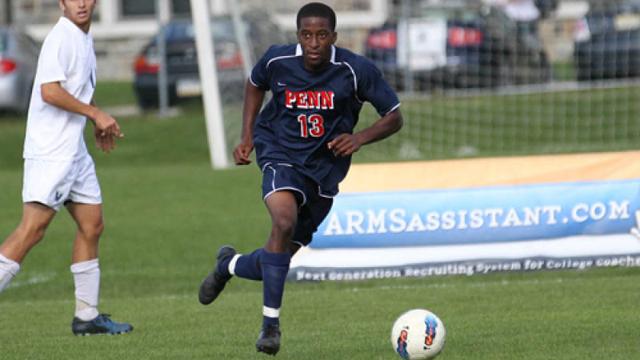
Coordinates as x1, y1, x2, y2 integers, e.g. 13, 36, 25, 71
71, 259, 100, 321
228, 254, 241, 275
0, 253, 20, 293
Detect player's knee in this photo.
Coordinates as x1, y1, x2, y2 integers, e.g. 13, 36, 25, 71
80, 220, 105, 241
271, 217, 296, 239
92, 221, 105, 238
95, 221, 105, 237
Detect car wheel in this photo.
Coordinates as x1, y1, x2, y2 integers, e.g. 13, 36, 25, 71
135, 88, 159, 110
575, 66, 593, 82
496, 61, 514, 87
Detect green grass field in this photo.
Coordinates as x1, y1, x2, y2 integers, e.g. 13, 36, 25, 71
1, 82, 639, 360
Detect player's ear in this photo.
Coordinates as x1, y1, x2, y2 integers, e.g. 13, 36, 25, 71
332, 31, 337, 44
59, 0, 65, 11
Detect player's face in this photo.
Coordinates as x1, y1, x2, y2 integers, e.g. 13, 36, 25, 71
297, 16, 337, 72
59, 0, 97, 33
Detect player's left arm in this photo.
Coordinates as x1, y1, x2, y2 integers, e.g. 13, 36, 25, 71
328, 108, 403, 157
329, 55, 404, 157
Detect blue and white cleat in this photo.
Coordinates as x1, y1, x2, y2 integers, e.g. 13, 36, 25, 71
72, 314, 133, 336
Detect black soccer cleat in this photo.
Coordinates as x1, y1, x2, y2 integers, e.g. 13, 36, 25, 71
256, 324, 281, 356
71, 314, 133, 336
198, 245, 237, 305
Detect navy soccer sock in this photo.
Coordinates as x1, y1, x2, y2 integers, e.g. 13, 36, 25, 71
227, 248, 263, 280
260, 250, 291, 328
218, 257, 232, 278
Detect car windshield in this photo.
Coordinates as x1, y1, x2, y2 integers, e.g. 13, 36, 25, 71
585, 0, 640, 34
407, 4, 500, 27
589, 0, 640, 13
418, 7, 481, 22
160, 19, 242, 42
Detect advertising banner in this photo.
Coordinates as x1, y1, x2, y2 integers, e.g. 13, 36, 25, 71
288, 152, 640, 281
312, 180, 637, 248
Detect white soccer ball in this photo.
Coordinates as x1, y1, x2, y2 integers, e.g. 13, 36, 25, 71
390, 309, 446, 360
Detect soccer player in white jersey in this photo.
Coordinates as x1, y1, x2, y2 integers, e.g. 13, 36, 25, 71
0, 0, 132, 335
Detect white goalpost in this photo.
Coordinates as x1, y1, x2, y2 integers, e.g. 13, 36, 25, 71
190, 0, 229, 169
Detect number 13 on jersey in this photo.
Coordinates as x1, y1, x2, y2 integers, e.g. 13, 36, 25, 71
298, 114, 325, 138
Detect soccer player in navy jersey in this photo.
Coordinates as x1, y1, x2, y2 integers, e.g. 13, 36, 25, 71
199, 2, 402, 355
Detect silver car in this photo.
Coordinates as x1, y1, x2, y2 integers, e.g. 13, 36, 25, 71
0, 26, 39, 114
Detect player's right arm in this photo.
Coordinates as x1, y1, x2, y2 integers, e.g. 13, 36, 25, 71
41, 82, 123, 141
233, 79, 265, 165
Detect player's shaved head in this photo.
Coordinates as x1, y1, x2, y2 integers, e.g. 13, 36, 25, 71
297, 2, 336, 32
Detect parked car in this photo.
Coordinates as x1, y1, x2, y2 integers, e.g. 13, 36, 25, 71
364, 3, 552, 91
573, 0, 640, 81
533, 0, 559, 19
0, 26, 39, 114
133, 12, 285, 109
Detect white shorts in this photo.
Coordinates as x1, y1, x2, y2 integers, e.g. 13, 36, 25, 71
22, 154, 102, 211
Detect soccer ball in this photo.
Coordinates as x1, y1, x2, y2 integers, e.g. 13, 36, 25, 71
390, 309, 446, 360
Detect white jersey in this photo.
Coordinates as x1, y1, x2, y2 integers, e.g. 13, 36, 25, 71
23, 16, 97, 161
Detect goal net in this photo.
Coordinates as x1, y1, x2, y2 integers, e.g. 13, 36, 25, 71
217, 0, 640, 163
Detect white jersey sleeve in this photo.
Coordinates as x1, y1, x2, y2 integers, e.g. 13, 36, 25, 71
38, 27, 71, 85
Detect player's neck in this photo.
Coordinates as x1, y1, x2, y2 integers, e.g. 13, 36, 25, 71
303, 61, 331, 73
79, 23, 91, 34
75, 21, 91, 34
64, 16, 92, 34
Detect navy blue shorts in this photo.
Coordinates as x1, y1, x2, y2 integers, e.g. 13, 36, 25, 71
261, 163, 334, 246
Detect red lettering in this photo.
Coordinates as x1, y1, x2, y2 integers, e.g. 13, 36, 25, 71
306, 91, 320, 109
321, 91, 334, 109
296, 92, 307, 109
286, 91, 335, 110
297, 114, 325, 138
285, 90, 295, 108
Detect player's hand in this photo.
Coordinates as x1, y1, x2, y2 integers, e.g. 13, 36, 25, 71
93, 111, 123, 138
233, 140, 254, 165
92, 111, 124, 153
94, 126, 122, 153
327, 133, 362, 157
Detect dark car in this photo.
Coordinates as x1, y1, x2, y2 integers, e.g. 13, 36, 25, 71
133, 13, 285, 109
0, 26, 39, 114
573, 0, 640, 81
364, 3, 552, 91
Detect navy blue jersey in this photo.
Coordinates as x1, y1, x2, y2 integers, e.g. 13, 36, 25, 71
250, 44, 400, 196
